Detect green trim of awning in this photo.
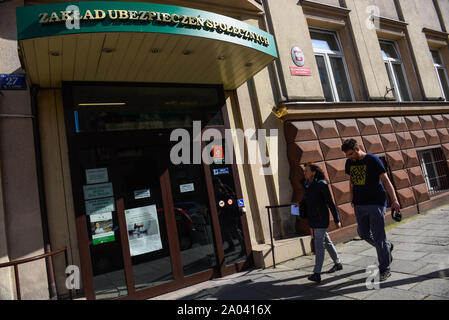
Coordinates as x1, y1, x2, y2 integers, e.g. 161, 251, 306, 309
16, 1, 278, 58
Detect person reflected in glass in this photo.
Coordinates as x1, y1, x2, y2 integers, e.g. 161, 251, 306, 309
300, 163, 343, 284
214, 178, 245, 257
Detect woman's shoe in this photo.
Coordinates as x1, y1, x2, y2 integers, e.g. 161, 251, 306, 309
327, 263, 343, 274
307, 273, 321, 283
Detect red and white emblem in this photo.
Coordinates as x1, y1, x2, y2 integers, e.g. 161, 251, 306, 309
291, 46, 305, 67
219, 200, 225, 207
227, 199, 233, 205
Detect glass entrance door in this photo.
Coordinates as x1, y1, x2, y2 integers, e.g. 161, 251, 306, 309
63, 83, 251, 299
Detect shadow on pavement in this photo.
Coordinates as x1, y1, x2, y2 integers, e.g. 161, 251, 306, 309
178, 267, 449, 300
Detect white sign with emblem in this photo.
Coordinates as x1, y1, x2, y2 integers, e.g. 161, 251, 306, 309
291, 46, 305, 67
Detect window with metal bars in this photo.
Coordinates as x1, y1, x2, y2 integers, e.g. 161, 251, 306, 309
417, 148, 449, 196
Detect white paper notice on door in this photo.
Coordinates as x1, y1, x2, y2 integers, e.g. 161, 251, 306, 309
125, 205, 162, 256
85, 168, 109, 184
83, 183, 113, 200
85, 197, 115, 215
180, 183, 194, 193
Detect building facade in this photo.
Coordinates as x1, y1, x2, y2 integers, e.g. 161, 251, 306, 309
0, 0, 449, 300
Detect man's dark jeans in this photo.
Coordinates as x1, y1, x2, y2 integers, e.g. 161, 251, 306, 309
354, 205, 392, 272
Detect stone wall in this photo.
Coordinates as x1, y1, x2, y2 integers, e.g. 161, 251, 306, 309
285, 113, 449, 234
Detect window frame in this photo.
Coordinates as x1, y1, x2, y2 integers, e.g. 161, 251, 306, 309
379, 39, 412, 102
430, 48, 449, 101
310, 28, 355, 102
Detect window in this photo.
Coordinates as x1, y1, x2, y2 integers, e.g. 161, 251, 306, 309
417, 148, 449, 196
310, 29, 354, 102
430, 49, 449, 101
380, 40, 411, 102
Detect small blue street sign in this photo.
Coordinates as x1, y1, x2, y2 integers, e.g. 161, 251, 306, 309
213, 168, 230, 175
0, 74, 27, 90
238, 199, 245, 207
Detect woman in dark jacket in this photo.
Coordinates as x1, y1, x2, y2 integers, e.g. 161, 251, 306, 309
300, 163, 343, 283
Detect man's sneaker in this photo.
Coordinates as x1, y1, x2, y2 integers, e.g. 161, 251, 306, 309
379, 270, 391, 282
308, 273, 321, 284
327, 263, 343, 274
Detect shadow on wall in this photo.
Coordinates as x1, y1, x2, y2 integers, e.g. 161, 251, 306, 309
0, 0, 19, 41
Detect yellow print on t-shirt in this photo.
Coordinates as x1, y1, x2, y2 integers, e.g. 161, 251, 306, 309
350, 165, 367, 186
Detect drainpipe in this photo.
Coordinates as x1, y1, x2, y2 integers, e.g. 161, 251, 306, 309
30, 86, 58, 300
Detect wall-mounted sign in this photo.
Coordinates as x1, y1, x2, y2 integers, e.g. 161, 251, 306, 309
213, 145, 224, 164
291, 47, 305, 67
16, 2, 278, 59
90, 212, 115, 245
0, 74, 27, 90
290, 66, 312, 76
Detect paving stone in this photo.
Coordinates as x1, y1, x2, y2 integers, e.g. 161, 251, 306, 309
365, 287, 426, 300
419, 253, 449, 265
419, 230, 449, 238
358, 248, 378, 257
346, 256, 378, 268
336, 244, 372, 255
424, 295, 449, 300
390, 259, 428, 274
390, 228, 427, 236
338, 253, 367, 264
382, 272, 426, 291
327, 278, 377, 300
391, 250, 429, 261
409, 278, 449, 298
414, 263, 449, 279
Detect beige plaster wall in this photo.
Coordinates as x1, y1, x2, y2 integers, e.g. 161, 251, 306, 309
37, 89, 80, 297
346, 0, 395, 100
0, 0, 49, 300
397, 0, 445, 100
265, 0, 325, 101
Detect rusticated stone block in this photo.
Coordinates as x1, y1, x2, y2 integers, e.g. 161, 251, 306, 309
419, 115, 435, 130
320, 138, 345, 160
408, 166, 426, 186
390, 116, 408, 132
432, 115, 445, 129
285, 121, 317, 143
380, 133, 400, 151
336, 119, 360, 137
357, 118, 378, 135
396, 188, 416, 208
424, 129, 440, 145
410, 131, 427, 147
362, 135, 384, 154
396, 132, 414, 149
436, 128, 449, 143
375, 117, 394, 134
413, 184, 430, 203
402, 149, 420, 168
337, 203, 356, 226
386, 151, 405, 171
326, 158, 349, 183
405, 116, 422, 131
331, 181, 352, 205
391, 170, 411, 189
292, 141, 324, 164
443, 114, 449, 128
314, 120, 339, 139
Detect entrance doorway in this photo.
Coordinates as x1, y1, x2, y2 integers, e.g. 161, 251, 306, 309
62, 83, 251, 299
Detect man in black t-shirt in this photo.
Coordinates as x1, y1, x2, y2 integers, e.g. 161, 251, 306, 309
342, 139, 400, 282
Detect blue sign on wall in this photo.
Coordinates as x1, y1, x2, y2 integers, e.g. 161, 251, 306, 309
0, 74, 27, 90
213, 168, 230, 176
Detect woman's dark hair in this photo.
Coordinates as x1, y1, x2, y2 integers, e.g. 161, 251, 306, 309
305, 162, 327, 182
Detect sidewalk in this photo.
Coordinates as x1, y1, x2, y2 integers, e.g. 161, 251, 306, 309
151, 205, 449, 300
